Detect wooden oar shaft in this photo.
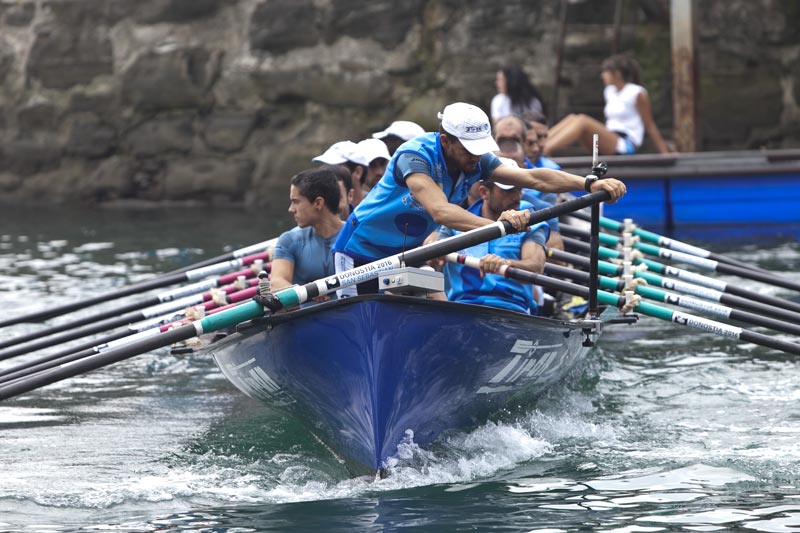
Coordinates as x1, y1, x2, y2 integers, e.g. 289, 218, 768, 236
0, 191, 613, 401
554, 243, 800, 325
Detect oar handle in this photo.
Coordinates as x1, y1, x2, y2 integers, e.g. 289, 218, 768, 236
519, 191, 610, 233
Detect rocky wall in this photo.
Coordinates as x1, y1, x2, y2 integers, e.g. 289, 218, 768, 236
0, 0, 797, 208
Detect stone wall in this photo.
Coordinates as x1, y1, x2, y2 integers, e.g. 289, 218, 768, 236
0, 0, 797, 208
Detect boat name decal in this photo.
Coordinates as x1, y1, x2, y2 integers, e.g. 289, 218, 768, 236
673, 313, 742, 338
325, 259, 397, 288
478, 339, 563, 394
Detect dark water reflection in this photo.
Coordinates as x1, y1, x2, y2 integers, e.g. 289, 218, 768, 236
0, 207, 799, 532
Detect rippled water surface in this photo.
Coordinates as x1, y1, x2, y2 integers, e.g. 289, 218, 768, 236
1, 207, 799, 532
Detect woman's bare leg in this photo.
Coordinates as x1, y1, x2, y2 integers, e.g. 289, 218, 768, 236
545, 114, 619, 156
546, 113, 577, 139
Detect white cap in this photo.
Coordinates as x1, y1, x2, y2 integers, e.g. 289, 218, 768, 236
490, 157, 518, 189
372, 120, 426, 141
312, 140, 358, 165
350, 138, 391, 166
437, 102, 499, 156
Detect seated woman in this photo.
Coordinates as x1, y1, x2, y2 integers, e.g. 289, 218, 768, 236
491, 64, 546, 123
544, 54, 673, 156
270, 167, 344, 302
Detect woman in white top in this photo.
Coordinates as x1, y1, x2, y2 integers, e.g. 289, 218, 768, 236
491, 64, 546, 123
544, 55, 672, 156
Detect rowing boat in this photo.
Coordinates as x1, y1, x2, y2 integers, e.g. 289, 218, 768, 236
206, 292, 600, 475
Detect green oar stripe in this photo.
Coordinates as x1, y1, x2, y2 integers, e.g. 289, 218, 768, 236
596, 232, 720, 270
636, 285, 732, 317
554, 245, 800, 325
592, 241, 731, 290
198, 301, 265, 333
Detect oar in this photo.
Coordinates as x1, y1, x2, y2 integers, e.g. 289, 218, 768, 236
560, 223, 800, 293
551, 245, 800, 324
447, 254, 800, 356
0, 286, 262, 386
0, 262, 267, 354
0, 251, 271, 328
567, 210, 770, 274
0, 277, 261, 361
0, 191, 613, 401
164, 238, 277, 276
541, 260, 800, 337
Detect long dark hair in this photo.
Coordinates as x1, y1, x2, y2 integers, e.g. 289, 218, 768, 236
601, 54, 641, 84
502, 64, 546, 118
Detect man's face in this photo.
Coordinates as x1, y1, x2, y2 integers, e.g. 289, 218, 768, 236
483, 184, 522, 217
494, 119, 524, 146
442, 135, 481, 173
337, 180, 352, 221
288, 185, 317, 228
532, 122, 549, 157
524, 127, 541, 160
365, 158, 388, 189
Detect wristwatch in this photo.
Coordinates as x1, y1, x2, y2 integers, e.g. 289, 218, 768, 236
584, 175, 599, 192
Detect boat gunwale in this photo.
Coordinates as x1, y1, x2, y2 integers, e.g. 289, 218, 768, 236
232, 293, 600, 337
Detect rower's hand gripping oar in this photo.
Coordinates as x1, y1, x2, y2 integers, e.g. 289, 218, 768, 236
0, 191, 612, 401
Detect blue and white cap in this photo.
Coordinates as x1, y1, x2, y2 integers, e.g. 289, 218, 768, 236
438, 102, 499, 156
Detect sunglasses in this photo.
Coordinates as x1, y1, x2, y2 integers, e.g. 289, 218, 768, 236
496, 138, 522, 153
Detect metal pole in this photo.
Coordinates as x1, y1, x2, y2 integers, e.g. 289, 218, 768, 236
589, 134, 600, 319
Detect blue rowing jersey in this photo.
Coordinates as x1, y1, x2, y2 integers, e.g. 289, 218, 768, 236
440, 199, 549, 314
333, 132, 501, 263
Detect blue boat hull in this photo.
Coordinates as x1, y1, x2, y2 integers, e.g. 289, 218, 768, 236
207, 295, 597, 473
558, 149, 800, 240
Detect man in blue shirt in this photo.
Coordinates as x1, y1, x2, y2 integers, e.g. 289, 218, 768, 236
271, 167, 344, 302
333, 102, 627, 295
440, 178, 549, 314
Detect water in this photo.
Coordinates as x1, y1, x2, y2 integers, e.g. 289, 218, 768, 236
1, 206, 799, 532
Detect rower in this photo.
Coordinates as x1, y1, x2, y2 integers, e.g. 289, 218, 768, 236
270, 167, 344, 305
332, 102, 627, 298
438, 168, 549, 315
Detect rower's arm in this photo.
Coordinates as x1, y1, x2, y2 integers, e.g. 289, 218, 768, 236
269, 258, 295, 292
516, 240, 546, 274
489, 165, 627, 203
405, 173, 490, 232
